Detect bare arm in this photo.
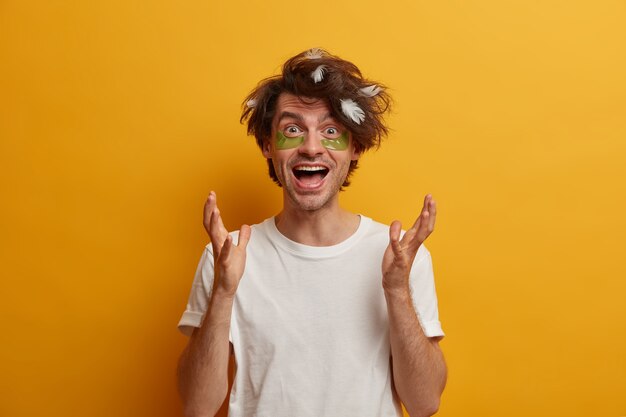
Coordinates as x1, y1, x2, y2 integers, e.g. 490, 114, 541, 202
177, 293, 235, 417
385, 288, 447, 417
382, 195, 447, 417
177, 192, 250, 417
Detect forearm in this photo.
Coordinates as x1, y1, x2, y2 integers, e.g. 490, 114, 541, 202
177, 291, 234, 417
385, 287, 447, 417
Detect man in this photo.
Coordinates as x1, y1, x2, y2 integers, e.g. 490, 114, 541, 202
177, 48, 447, 417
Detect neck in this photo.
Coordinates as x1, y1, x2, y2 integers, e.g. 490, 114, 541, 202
275, 195, 360, 246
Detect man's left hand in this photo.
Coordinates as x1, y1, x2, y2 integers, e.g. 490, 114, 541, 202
382, 194, 437, 293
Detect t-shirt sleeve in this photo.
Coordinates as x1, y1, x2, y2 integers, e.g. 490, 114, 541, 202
177, 246, 216, 337
409, 245, 445, 338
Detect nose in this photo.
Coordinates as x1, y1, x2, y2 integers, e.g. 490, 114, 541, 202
298, 131, 325, 157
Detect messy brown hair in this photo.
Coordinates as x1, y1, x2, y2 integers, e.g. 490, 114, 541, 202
240, 48, 392, 187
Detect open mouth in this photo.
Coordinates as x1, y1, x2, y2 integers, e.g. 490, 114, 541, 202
292, 165, 329, 187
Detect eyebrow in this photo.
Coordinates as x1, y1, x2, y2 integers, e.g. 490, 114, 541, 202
277, 111, 304, 124
277, 111, 334, 124
318, 113, 333, 123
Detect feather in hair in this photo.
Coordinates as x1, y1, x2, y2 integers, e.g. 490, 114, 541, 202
359, 85, 382, 97
340, 99, 365, 124
305, 48, 324, 59
246, 98, 257, 108
311, 65, 326, 83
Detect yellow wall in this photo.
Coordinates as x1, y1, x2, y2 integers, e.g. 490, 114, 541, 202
1, 1, 625, 416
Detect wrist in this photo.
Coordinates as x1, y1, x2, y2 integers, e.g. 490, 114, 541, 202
212, 273, 240, 300
212, 287, 237, 302
383, 284, 411, 300
202, 288, 236, 329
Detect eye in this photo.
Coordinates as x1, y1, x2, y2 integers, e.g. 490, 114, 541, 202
323, 127, 341, 138
284, 125, 302, 137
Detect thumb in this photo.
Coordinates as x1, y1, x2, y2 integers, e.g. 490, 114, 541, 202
237, 224, 252, 249
389, 220, 403, 257
219, 235, 233, 264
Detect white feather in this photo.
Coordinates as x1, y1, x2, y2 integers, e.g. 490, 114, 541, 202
311, 65, 326, 83
340, 99, 365, 124
359, 84, 381, 97
246, 98, 257, 108
305, 48, 324, 59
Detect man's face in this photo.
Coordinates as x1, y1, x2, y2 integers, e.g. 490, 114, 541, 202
262, 93, 360, 212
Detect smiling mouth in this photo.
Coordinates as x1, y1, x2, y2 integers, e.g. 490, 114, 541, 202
292, 165, 329, 186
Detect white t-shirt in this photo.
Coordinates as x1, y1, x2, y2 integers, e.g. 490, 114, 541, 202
178, 215, 444, 417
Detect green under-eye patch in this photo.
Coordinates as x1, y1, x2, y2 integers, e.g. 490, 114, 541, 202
275, 131, 350, 151
276, 132, 305, 149
320, 131, 349, 150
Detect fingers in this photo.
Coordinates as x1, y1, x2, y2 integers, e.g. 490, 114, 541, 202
210, 208, 223, 257
421, 194, 436, 234
422, 194, 431, 214
406, 194, 429, 237
214, 198, 227, 237
408, 194, 431, 232
204, 191, 231, 255
416, 194, 436, 242
204, 191, 227, 233
428, 197, 437, 233
237, 224, 252, 249
404, 194, 437, 247
218, 227, 250, 268
416, 210, 430, 242
203, 191, 217, 234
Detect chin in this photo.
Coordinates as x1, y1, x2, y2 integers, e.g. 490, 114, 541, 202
286, 189, 334, 212
292, 196, 330, 211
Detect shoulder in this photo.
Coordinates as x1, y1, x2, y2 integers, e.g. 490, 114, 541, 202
359, 215, 388, 237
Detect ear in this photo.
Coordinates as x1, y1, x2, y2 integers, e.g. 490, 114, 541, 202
351, 146, 361, 161
261, 137, 272, 158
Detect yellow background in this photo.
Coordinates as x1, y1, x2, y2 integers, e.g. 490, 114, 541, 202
1, 1, 625, 416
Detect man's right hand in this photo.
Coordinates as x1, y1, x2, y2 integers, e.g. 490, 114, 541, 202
203, 191, 251, 298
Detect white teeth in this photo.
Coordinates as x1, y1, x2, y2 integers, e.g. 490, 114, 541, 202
294, 166, 326, 172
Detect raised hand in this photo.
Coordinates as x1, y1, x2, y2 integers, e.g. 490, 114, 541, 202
203, 191, 251, 298
382, 194, 437, 293
204, 191, 229, 258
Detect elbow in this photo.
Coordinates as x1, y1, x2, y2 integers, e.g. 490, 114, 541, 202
182, 408, 207, 417
177, 352, 228, 417
178, 372, 227, 417
424, 399, 440, 417
181, 385, 227, 417
182, 405, 216, 417
409, 398, 440, 417
182, 391, 226, 417
181, 399, 214, 417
